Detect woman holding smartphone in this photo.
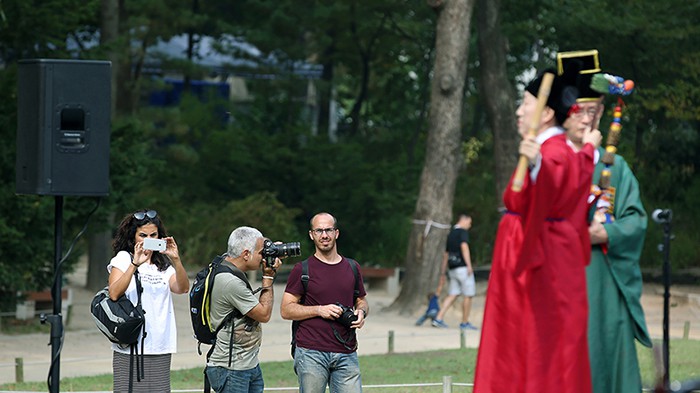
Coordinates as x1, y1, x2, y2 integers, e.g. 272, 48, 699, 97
107, 209, 190, 392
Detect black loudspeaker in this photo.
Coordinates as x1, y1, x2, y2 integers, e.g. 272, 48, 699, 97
16, 59, 111, 196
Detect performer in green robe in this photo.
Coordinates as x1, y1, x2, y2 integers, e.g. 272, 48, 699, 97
587, 152, 652, 393
558, 50, 653, 393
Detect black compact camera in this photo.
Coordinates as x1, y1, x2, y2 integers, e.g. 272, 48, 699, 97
334, 302, 358, 328
262, 239, 301, 267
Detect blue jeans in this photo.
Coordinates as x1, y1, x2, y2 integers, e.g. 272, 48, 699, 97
205, 364, 264, 393
294, 347, 362, 393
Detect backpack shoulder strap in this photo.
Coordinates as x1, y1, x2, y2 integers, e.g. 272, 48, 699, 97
129, 255, 146, 384
290, 259, 309, 359
210, 255, 254, 321
130, 253, 143, 307
218, 261, 253, 292
134, 271, 143, 305
298, 258, 358, 300
346, 258, 361, 301
301, 258, 309, 296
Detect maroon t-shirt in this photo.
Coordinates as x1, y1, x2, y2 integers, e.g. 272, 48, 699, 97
284, 255, 367, 353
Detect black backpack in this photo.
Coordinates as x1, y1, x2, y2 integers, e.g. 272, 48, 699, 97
90, 270, 146, 393
290, 258, 360, 358
189, 254, 257, 392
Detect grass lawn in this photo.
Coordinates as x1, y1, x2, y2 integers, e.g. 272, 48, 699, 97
2, 340, 699, 392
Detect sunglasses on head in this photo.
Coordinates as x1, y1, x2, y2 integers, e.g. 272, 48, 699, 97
133, 210, 157, 220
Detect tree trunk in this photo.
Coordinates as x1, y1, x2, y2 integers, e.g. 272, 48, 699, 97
86, 229, 112, 291
347, 52, 369, 137
392, 0, 474, 315
476, 0, 518, 205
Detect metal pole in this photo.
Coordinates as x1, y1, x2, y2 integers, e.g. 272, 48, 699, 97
43, 195, 64, 393
653, 208, 673, 391
661, 218, 671, 389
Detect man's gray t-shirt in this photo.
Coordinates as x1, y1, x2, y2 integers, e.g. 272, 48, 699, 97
207, 267, 261, 370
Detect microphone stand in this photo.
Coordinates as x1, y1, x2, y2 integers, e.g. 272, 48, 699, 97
653, 208, 673, 390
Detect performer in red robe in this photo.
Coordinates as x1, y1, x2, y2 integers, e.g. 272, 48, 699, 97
474, 66, 602, 393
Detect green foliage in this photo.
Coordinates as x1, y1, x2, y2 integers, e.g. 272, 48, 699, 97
0, 0, 100, 61
462, 137, 484, 165
135, 76, 422, 267
641, 175, 700, 269
0, 64, 56, 310
634, 118, 699, 268
1, 0, 700, 303
165, 192, 303, 268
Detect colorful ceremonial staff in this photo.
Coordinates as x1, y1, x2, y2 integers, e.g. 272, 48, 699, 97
589, 73, 635, 224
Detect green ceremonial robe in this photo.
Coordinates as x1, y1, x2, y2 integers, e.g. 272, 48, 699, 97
587, 149, 652, 393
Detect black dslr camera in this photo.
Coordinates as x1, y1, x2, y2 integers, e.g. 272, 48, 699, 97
334, 302, 358, 328
262, 239, 301, 268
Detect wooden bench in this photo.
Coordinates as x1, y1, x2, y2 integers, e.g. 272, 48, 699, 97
16, 289, 72, 322
359, 267, 400, 297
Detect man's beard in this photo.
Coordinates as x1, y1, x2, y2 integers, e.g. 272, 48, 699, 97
316, 240, 335, 252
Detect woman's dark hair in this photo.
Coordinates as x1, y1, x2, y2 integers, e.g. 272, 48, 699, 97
112, 209, 171, 272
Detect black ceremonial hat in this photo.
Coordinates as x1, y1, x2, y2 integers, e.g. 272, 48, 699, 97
557, 50, 603, 102
526, 65, 580, 125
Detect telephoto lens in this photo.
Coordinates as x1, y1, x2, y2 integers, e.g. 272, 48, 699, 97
263, 240, 301, 267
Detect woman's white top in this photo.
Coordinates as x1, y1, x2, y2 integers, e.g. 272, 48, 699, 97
108, 250, 177, 354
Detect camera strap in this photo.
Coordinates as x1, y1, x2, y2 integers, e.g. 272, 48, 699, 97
327, 320, 357, 351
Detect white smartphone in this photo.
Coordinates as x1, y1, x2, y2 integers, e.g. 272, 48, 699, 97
143, 237, 166, 252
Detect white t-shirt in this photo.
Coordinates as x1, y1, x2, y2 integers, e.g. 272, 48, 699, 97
108, 250, 177, 354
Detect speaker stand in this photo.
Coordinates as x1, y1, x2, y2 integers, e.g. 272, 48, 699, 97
40, 196, 64, 393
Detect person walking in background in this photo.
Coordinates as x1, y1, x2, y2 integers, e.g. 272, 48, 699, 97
107, 209, 189, 392
280, 212, 369, 393
473, 63, 602, 393
432, 214, 477, 330
559, 49, 652, 393
204, 226, 282, 393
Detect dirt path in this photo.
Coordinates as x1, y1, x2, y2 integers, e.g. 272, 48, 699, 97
1, 264, 699, 385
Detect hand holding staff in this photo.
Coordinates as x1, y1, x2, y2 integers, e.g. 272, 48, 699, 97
511, 72, 555, 192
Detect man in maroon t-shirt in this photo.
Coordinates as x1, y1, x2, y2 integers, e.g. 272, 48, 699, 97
281, 212, 369, 393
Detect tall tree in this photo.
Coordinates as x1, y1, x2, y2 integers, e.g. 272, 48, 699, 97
393, 0, 475, 314
476, 0, 518, 204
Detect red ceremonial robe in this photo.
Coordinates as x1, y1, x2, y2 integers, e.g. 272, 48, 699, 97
474, 129, 594, 393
